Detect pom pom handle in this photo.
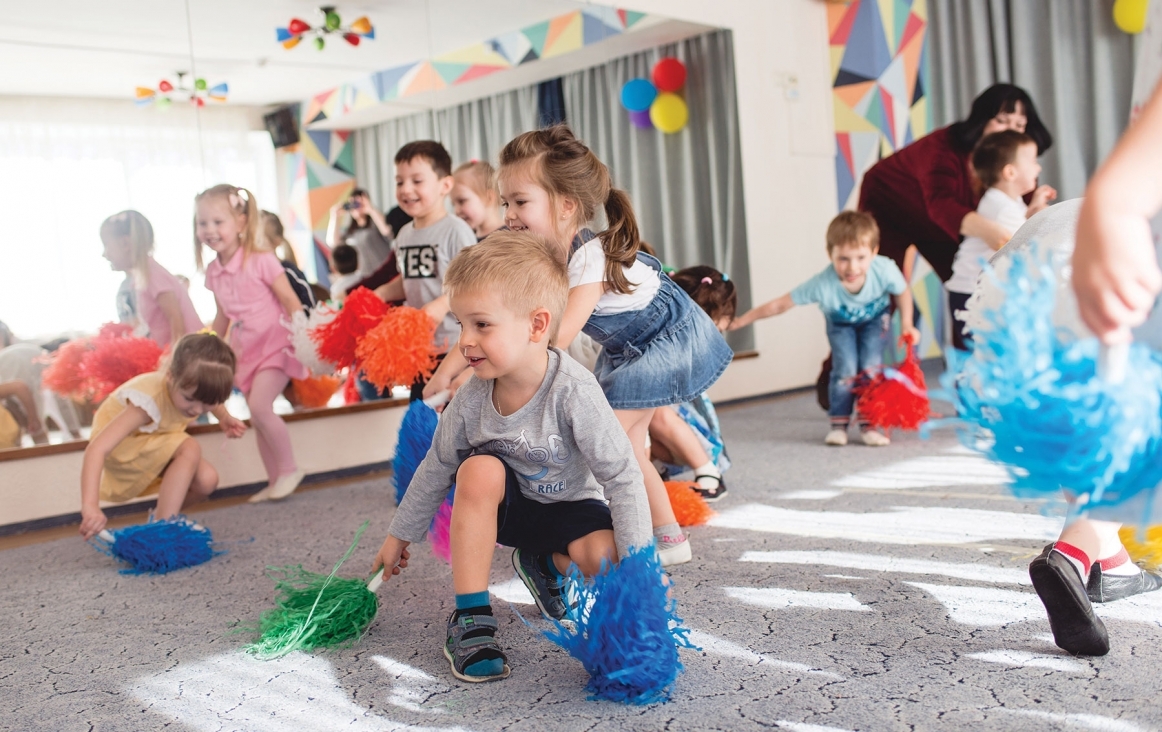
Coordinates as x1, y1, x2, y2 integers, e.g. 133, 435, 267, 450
423, 389, 450, 408
98, 530, 115, 542
366, 570, 384, 593
1099, 342, 1130, 385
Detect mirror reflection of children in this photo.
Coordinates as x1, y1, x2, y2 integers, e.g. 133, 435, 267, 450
945, 130, 1056, 350
328, 244, 361, 304
0, 380, 46, 448
732, 211, 919, 446
371, 232, 651, 683
452, 160, 505, 240
649, 266, 736, 501
78, 333, 246, 540
195, 184, 309, 503
100, 210, 204, 349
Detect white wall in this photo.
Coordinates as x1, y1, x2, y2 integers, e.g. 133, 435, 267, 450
624, 0, 838, 400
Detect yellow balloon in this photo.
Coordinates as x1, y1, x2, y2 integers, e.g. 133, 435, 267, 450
649, 93, 688, 134
1114, 0, 1149, 34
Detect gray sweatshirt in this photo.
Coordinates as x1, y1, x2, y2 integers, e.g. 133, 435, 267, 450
388, 348, 652, 559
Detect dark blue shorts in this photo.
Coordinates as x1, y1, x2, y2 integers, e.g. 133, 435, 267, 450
485, 455, 613, 556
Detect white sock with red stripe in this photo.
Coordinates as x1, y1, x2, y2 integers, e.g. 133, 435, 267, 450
1051, 541, 1091, 583
1096, 547, 1141, 577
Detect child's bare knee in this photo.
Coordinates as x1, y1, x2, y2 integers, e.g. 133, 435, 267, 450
455, 455, 507, 501
177, 436, 202, 461
194, 460, 218, 496
569, 532, 616, 576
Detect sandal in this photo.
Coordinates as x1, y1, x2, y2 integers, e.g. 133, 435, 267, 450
444, 612, 511, 682
692, 474, 728, 502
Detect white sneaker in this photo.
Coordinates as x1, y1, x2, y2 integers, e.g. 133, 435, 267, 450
247, 485, 275, 503
268, 469, 306, 500
824, 429, 848, 446
658, 533, 692, 566
861, 430, 891, 447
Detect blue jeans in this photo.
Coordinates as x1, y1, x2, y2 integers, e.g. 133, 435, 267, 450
826, 312, 889, 421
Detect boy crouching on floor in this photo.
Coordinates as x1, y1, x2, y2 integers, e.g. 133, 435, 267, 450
372, 230, 652, 683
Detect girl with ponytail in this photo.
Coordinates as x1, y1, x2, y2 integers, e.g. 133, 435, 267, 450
195, 184, 309, 503
425, 124, 733, 566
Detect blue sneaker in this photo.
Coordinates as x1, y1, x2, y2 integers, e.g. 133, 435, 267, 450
513, 549, 568, 622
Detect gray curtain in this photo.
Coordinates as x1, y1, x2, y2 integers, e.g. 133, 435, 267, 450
352, 86, 540, 208
561, 29, 751, 351
929, 0, 1136, 199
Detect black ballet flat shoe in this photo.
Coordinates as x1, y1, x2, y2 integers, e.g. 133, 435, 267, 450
1086, 563, 1162, 603
1028, 544, 1110, 656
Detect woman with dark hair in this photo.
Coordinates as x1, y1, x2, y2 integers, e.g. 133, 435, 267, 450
326, 188, 396, 275
858, 83, 1054, 282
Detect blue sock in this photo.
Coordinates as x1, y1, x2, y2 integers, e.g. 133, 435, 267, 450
455, 591, 490, 611
540, 553, 565, 580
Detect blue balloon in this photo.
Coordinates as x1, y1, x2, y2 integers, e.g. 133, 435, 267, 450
620, 78, 657, 112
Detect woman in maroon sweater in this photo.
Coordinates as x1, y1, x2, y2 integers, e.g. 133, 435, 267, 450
859, 84, 1053, 282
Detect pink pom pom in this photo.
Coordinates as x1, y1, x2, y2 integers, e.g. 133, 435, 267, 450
429, 495, 453, 563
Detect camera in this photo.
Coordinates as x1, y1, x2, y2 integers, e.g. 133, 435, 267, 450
344, 189, 368, 211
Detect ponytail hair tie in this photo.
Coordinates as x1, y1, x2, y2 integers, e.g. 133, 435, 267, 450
721, 273, 730, 282
701, 277, 713, 285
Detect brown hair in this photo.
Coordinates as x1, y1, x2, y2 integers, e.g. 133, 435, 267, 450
453, 160, 499, 205
671, 266, 737, 323
262, 210, 298, 267
100, 210, 155, 285
193, 184, 262, 270
826, 210, 880, 253
395, 140, 453, 179
167, 332, 237, 405
443, 230, 569, 343
498, 124, 640, 295
972, 129, 1035, 188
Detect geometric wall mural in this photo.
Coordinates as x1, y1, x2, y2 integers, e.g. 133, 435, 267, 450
829, 0, 944, 359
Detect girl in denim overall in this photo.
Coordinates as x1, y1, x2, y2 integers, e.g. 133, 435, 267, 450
489, 125, 734, 566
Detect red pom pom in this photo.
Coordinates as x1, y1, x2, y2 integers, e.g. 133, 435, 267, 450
354, 306, 438, 391
42, 338, 93, 399
309, 287, 387, 367
81, 328, 164, 402
291, 375, 341, 409
664, 481, 715, 527
854, 348, 929, 431
341, 369, 361, 404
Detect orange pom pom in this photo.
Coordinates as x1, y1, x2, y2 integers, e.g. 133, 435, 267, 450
42, 338, 93, 399
310, 287, 388, 367
664, 481, 715, 527
291, 375, 341, 409
355, 306, 438, 391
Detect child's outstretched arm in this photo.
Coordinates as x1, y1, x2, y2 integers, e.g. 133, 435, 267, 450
373, 275, 406, 303
556, 283, 604, 350
211, 297, 230, 340
79, 405, 152, 539
271, 272, 304, 318
1073, 81, 1162, 343
210, 405, 247, 438
893, 289, 920, 344
155, 291, 188, 344
729, 293, 795, 331
371, 535, 412, 583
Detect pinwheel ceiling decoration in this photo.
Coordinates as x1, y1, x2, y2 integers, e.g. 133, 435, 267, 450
277, 6, 375, 50
135, 71, 228, 109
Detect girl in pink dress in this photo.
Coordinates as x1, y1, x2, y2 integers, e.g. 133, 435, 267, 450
195, 184, 308, 502
100, 210, 203, 348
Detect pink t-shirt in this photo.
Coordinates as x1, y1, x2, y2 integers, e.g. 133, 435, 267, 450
137, 259, 203, 347
204, 250, 307, 393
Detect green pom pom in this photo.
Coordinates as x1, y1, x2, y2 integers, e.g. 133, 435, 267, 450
244, 521, 380, 660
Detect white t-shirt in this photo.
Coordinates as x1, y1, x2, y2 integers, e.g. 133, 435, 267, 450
567, 239, 660, 314
946, 187, 1029, 294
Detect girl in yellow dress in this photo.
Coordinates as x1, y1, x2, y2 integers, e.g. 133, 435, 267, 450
79, 333, 248, 540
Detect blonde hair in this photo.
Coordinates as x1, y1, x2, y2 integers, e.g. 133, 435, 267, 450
826, 210, 880, 254
498, 125, 640, 295
453, 160, 499, 205
167, 332, 237, 405
100, 210, 155, 285
193, 184, 262, 270
443, 230, 569, 343
262, 210, 298, 267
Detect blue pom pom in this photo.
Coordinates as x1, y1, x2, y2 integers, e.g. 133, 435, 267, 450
952, 243, 1162, 518
92, 517, 218, 575
392, 399, 438, 506
544, 544, 696, 705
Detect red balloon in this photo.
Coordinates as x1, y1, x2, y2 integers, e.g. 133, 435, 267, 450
288, 18, 311, 35
158, 80, 173, 92
652, 58, 687, 93
343, 33, 360, 46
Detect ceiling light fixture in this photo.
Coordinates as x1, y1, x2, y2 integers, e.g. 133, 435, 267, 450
136, 71, 228, 109
276, 6, 375, 50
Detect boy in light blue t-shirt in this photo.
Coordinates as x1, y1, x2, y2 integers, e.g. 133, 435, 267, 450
731, 211, 919, 446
